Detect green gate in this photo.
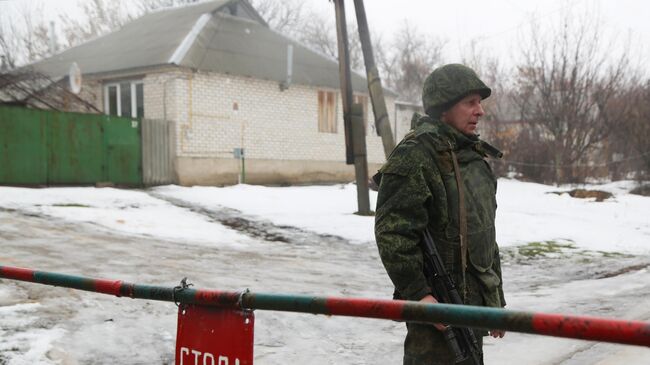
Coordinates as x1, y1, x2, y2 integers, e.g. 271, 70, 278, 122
0, 106, 142, 185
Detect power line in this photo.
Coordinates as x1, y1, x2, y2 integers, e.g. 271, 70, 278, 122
494, 151, 650, 169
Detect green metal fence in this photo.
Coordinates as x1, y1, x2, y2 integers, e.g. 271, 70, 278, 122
0, 105, 142, 185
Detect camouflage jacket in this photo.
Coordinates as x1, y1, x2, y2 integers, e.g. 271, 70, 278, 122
374, 115, 506, 308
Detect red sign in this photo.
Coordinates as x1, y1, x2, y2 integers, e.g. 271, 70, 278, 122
176, 305, 254, 365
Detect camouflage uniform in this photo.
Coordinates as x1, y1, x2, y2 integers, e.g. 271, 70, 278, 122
374, 64, 506, 365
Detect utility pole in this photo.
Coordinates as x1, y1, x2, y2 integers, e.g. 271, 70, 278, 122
353, 0, 395, 159
333, 0, 371, 215
334, 0, 354, 166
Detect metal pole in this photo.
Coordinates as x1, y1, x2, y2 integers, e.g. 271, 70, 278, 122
353, 0, 396, 158
2, 265, 650, 347
333, 0, 370, 214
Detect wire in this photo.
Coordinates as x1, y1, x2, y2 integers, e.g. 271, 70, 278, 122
493, 151, 650, 168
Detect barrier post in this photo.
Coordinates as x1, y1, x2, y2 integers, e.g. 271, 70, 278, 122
1, 265, 649, 352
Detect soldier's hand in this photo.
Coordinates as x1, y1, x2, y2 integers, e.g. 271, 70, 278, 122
489, 330, 506, 338
420, 295, 447, 332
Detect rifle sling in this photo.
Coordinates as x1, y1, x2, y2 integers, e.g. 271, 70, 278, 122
449, 142, 468, 301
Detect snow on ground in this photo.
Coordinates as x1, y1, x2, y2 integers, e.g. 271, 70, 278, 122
153, 183, 379, 243
1, 179, 649, 364
0, 186, 253, 249
1, 179, 647, 253
153, 179, 650, 253
0, 302, 66, 365
495, 179, 650, 253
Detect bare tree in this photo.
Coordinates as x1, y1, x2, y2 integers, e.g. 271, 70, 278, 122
59, 0, 203, 48
512, 11, 631, 184
286, 10, 366, 73
136, 0, 201, 14
379, 23, 446, 103
607, 78, 650, 181
293, 13, 338, 59
60, 0, 136, 47
0, 24, 19, 70
0, 2, 54, 68
248, 0, 305, 35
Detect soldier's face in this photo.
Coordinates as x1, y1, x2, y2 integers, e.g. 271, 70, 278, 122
441, 93, 485, 135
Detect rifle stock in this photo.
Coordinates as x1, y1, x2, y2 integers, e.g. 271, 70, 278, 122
421, 228, 483, 365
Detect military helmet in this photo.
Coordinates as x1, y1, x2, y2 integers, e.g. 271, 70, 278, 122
422, 64, 491, 116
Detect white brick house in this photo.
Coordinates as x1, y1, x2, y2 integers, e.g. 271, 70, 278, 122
27, 0, 418, 185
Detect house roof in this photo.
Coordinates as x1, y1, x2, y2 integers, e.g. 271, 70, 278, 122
29, 0, 378, 95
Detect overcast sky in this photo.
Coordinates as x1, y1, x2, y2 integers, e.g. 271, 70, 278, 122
1, 0, 649, 72
321, 0, 650, 68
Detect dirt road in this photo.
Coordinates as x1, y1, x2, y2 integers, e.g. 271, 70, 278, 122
1, 197, 649, 364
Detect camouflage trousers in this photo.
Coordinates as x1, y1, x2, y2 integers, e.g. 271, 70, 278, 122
403, 273, 486, 365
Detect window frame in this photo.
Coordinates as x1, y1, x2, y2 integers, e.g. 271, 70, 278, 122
104, 80, 144, 119
317, 90, 338, 134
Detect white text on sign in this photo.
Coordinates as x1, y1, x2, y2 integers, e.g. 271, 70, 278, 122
179, 347, 241, 365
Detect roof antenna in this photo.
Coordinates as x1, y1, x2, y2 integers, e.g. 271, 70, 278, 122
279, 44, 293, 91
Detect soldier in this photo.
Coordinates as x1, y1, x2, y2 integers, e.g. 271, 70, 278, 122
374, 64, 506, 365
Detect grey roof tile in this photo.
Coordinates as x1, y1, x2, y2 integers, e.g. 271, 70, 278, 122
27, 0, 382, 94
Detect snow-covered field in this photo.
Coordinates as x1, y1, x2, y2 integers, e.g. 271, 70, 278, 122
1, 179, 649, 364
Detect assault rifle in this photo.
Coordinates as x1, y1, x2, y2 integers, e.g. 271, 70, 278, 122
421, 228, 483, 365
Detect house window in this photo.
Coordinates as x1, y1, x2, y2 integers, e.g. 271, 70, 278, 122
318, 90, 337, 133
353, 94, 368, 134
104, 81, 144, 118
